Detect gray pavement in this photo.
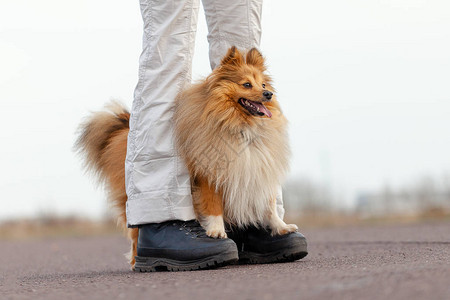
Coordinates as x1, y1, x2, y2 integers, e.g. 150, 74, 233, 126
1, 221, 449, 300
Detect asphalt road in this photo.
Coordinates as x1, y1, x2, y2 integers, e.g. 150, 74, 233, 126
1, 221, 449, 300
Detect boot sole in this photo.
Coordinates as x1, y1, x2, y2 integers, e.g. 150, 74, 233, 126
238, 239, 308, 264
134, 249, 238, 272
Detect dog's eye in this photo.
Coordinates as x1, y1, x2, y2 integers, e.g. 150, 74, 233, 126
262, 83, 266, 89
243, 82, 252, 88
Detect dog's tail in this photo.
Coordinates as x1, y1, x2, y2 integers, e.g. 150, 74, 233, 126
74, 101, 131, 228
75, 101, 139, 268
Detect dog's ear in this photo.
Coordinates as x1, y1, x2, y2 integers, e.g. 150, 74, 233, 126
246, 48, 266, 70
221, 46, 244, 66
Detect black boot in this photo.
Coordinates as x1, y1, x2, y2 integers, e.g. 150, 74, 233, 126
134, 220, 238, 272
227, 225, 308, 264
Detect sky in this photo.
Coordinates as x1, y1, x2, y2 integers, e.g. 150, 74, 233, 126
0, 0, 449, 220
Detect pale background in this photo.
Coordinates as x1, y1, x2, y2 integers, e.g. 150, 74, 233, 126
1, 0, 449, 220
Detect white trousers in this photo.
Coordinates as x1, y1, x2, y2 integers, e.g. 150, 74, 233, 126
125, 0, 284, 226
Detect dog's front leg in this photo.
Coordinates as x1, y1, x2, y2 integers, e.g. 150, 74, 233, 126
194, 177, 227, 238
265, 197, 298, 236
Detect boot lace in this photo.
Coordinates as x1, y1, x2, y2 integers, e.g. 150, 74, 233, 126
178, 220, 208, 238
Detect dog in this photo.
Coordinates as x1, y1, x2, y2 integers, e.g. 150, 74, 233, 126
75, 46, 298, 269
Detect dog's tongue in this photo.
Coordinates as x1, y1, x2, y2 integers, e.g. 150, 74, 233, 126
252, 101, 272, 118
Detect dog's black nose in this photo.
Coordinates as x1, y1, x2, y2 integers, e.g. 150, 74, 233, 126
263, 91, 273, 100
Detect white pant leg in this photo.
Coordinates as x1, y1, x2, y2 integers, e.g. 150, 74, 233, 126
202, 0, 285, 219
126, 0, 200, 226
202, 0, 263, 69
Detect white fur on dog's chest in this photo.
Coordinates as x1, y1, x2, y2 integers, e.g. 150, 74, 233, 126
215, 126, 290, 227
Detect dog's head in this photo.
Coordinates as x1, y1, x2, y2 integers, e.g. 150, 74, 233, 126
211, 46, 276, 119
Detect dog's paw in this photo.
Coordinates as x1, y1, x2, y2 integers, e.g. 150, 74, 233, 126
271, 223, 298, 236
206, 228, 228, 239
204, 215, 227, 238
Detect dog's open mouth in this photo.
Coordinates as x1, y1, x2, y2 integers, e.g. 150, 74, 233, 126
238, 98, 272, 118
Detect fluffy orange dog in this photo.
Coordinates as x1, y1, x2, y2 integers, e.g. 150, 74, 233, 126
75, 47, 298, 269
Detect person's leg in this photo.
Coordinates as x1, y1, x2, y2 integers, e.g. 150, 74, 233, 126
201, 0, 285, 219
202, 0, 262, 70
128, 0, 238, 271
202, 0, 307, 263
126, 0, 200, 226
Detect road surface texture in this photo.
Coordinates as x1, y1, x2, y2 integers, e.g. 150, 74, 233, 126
1, 221, 449, 300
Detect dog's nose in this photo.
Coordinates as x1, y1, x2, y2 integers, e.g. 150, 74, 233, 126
263, 91, 273, 100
